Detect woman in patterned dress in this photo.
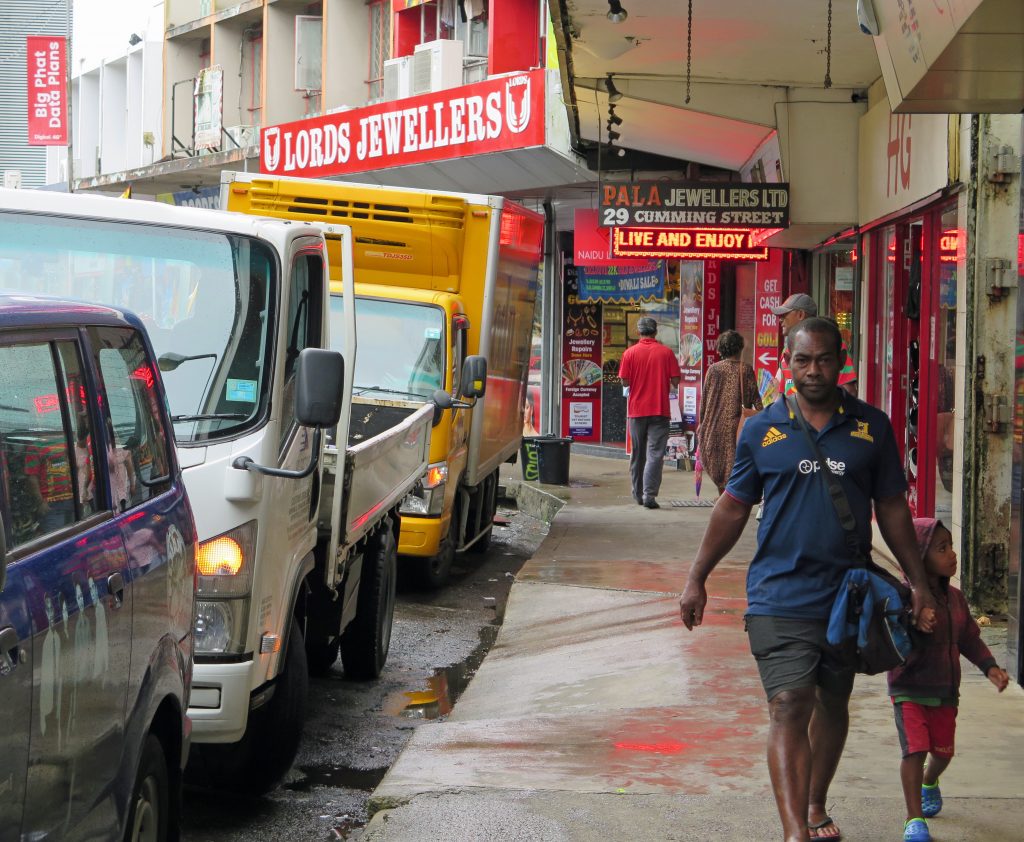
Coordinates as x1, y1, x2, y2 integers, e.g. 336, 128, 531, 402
698, 330, 762, 495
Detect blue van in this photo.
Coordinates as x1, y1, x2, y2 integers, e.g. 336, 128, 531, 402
0, 295, 196, 841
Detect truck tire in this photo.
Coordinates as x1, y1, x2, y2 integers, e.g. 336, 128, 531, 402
195, 617, 308, 795
305, 637, 339, 676
467, 470, 499, 554
125, 734, 169, 842
340, 518, 398, 679
411, 499, 459, 589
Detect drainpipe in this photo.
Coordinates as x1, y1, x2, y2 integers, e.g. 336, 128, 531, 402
541, 199, 560, 436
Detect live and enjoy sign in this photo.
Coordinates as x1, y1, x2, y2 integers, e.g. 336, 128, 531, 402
599, 181, 790, 228
261, 69, 545, 178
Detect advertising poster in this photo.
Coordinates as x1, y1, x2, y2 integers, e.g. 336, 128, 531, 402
26, 36, 67, 145
755, 250, 783, 403
678, 261, 705, 450
577, 261, 665, 304
561, 264, 602, 441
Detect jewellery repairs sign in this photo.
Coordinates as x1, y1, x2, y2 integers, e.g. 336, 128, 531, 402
600, 181, 790, 229
261, 69, 545, 179
561, 264, 602, 442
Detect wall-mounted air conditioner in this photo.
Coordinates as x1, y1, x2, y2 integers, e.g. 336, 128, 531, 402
224, 125, 259, 149
411, 39, 463, 96
383, 56, 413, 102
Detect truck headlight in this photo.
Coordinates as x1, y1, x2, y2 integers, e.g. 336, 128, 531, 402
195, 598, 250, 655
194, 521, 256, 655
401, 462, 447, 517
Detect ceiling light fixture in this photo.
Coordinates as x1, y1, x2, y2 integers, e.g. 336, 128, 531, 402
607, 1, 628, 23
605, 74, 622, 103
607, 107, 623, 127
607, 129, 621, 143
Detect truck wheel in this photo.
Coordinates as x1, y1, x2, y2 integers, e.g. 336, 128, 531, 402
195, 617, 308, 795
305, 637, 339, 676
467, 470, 499, 554
341, 518, 398, 679
412, 500, 459, 589
125, 734, 169, 842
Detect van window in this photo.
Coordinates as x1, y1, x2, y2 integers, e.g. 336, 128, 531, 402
0, 341, 97, 546
89, 328, 171, 511
279, 251, 324, 450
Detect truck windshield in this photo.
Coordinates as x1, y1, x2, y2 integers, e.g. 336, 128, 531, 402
0, 211, 275, 445
330, 295, 445, 401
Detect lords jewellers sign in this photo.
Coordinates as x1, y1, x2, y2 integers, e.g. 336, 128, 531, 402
261, 69, 546, 178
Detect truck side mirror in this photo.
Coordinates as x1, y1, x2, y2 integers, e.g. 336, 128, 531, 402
295, 348, 345, 428
460, 355, 487, 399
432, 390, 453, 427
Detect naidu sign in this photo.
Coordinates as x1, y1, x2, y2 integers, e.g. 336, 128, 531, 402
260, 69, 545, 178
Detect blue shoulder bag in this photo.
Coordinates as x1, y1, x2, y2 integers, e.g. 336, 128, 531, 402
787, 396, 914, 675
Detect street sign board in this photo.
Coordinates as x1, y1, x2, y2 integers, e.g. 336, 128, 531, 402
599, 181, 790, 229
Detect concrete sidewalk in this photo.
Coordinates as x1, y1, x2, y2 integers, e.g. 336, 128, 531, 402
364, 454, 1024, 841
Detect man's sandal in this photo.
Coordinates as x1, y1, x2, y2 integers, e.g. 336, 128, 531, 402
808, 816, 842, 840
903, 818, 932, 841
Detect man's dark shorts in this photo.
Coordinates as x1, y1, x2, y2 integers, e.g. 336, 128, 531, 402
746, 616, 856, 701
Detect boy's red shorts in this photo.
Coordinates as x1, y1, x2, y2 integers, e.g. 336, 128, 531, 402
893, 700, 957, 758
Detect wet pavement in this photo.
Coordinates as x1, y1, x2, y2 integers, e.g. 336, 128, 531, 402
180, 503, 548, 842
363, 454, 1024, 841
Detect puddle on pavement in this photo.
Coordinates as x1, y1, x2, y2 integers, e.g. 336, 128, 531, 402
384, 623, 499, 720
283, 764, 387, 793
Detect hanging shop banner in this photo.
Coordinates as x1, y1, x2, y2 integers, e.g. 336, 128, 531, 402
26, 36, 67, 146
561, 264, 602, 441
678, 261, 706, 439
577, 261, 665, 304
261, 69, 545, 179
754, 250, 784, 403
703, 260, 721, 371
599, 181, 790, 229
194, 66, 224, 150
611, 227, 770, 261
573, 209, 648, 267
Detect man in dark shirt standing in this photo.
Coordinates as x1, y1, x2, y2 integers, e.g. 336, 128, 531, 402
679, 318, 936, 841
618, 317, 681, 509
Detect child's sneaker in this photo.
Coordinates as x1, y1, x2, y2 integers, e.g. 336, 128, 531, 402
903, 818, 932, 841
921, 781, 943, 817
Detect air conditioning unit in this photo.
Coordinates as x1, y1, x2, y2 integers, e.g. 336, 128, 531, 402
412, 39, 463, 96
224, 125, 259, 149
383, 56, 413, 102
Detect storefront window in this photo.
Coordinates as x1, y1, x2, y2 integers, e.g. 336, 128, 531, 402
815, 241, 857, 359
878, 225, 897, 416
934, 205, 959, 517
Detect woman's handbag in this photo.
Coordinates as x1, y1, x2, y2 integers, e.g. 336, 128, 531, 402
735, 366, 759, 444
787, 396, 914, 674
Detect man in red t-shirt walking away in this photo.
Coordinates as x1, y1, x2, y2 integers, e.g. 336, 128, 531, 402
618, 317, 681, 509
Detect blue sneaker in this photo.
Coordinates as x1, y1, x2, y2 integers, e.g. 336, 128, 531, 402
904, 818, 931, 841
921, 782, 943, 817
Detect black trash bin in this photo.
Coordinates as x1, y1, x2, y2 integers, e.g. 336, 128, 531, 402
520, 435, 572, 485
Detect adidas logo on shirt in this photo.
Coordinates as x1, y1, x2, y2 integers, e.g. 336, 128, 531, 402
762, 426, 787, 447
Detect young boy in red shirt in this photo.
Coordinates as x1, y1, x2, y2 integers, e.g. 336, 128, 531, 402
888, 518, 1010, 842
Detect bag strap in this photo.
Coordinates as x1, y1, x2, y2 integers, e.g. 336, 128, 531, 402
786, 394, 860, 556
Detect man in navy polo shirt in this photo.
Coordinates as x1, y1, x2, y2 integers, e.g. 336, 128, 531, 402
618, 317, 681, 509
679, 318, 936, 842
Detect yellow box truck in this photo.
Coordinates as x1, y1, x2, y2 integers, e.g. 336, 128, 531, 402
222, 172, 544, 586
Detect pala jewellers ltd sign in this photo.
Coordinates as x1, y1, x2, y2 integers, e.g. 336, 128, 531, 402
261, 69, 545, 179
599, 181, 790, 228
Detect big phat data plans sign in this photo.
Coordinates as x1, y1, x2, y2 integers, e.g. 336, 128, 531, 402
26, 36, 66, 145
